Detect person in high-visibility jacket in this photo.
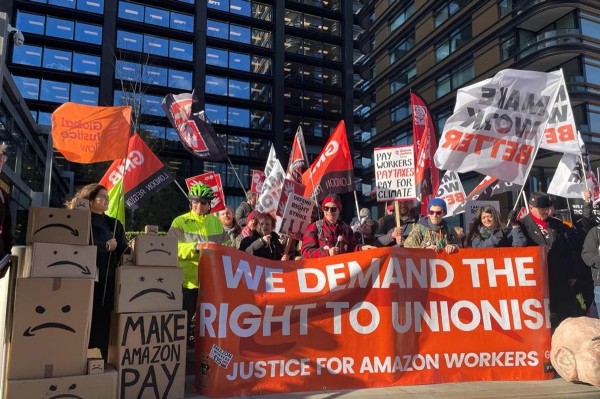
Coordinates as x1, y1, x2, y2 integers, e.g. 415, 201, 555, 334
168, 182, 230, 347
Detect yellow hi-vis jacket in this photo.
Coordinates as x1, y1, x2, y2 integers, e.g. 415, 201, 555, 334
168, 211, 230, 289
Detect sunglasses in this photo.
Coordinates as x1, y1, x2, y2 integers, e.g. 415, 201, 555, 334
429, 210, 443, 216
323, 206, 338, 212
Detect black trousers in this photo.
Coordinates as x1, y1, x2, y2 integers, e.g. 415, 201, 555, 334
182, 287, 198, 343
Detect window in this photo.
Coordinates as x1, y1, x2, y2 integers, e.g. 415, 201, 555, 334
13, 76, 40, 100
169, 69, 193, 90
38, 112, 52, 126
252, 2, 272, 21
229, 79, 250, 99
143, 65, 168, 86
46, 17, 74, 40
228, 107, 250, 127
115, 60, 141, 81
144, 35, 169, 57
141, 124, 166, 140
252, 29, 272, 47
390, 63, 416, 94
230, 0, 251, 16
171, 12, 193, 32
230, 24, 251, 44
500, 35, 516, 61
117, 30, 143, 52
251, 82, 271, 103
12, 44, 42, 67
142, 94, 164, 116
251, 110, 271, 130
252, 56, 271, 75
119, 1, 144, 22
41, 79, 70, 103
205, 103, 228, 125
16, 12, 45, 35
170, 40, 193, 61
389, 3, 415, 32
435, 22, 472, 61
145, 6, 169, 28
436, 60, 473, 98
208, 0, 229, 12
390, 101, 410, 123
73, 53, 100, 75
206, 47, 228, 67
389, 35, 415, 64
206, 75, 228, 96
434, 0, 469, 27
49, 0, 75, 8
229, 52, 250, 71
71, 84, 99, 105
207, 20, 229, 39
43, 48, 71, 71
75, 22, 102, 44
78, 0, 104, 13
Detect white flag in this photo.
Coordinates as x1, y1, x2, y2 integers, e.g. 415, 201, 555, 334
256, 146, 285, 214
548, 132, 600, 200
435, 171, 466, 217
541, 77, 580, 154
434, 69, 563, 185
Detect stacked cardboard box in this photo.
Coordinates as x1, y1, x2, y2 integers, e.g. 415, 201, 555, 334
108, 226, 187, 399
7, 205, 118, 399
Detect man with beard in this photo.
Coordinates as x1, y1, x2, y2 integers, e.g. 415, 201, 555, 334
375, 200, 417, 247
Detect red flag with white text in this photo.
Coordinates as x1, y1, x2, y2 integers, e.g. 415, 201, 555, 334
301, 120, 354, 202
185, 172, 226, 213
286, 126, 309, 183
411, 91, 440, 214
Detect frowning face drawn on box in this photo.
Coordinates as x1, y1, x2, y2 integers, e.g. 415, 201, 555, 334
23, 303, 76, 337
129, 275, 176, 302
33, 212, 80, 238
144, 239, 172, 256
45, 248, 93, 276
46, 382, 83, 399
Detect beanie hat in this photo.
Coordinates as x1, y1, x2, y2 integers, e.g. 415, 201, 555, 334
427, 198, 447, 213
322, 194, 342, 212
529, 192, 552, 208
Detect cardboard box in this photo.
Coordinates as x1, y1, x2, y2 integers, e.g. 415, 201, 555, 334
115, 266, 182, 313
121, 253, 135, 266
88, 358, 104, 375
108, 311, 187, 399
20, 243, 97, 279
26, 207, 91, 246
144, 225, 158, 235
9, 278, 93, 379
72, 198, 90, 211
132, 235, 178, 267
8, 365, 118, 399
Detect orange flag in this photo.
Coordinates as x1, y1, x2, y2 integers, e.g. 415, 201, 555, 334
51, 103, 131, 163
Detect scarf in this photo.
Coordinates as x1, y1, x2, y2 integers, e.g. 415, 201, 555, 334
478, 226, 493, 239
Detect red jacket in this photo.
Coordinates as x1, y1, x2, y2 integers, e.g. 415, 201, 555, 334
301, 219, 361, 258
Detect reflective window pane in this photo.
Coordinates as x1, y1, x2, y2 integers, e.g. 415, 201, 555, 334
230, 24, 251, 44
252, 29, 271, 48
230, 0, 250, 16
251, 82, 271, 103
49, 0, 75, 8
168, 69, 192, 90
252, 2, 271, 21
75, 22, 102, 45
207, 19, 229, 40
43, 48, 72, 71
229, 51, 250, 71
208, 0, 229, 11
71, 84, 99, 105
13, 76, 40, 100
206, 75, 228, 96
206, 47, 228, 67
41, 79, 70, 103
17, 12, 45, 35
145, 6, 169, 28
228, 107, 249, 127
143, 65, 168, 86
251, 110, 271, 130
171, 12, 193, 32
170, 40, 193, 61
144, 35, 168, 57
142, 94, 163, 116
115, 60, 141, 81
38, 112, 52, 126
77, 0, 104, 14
119, 1, 143, 22
73, 53, 100, 75
205, 103, 227, 125
117, 30, 143, 51
12, 44, 42, 67
46, 17, 74, 40
229, 79, 250, 99
252, 56, 271, 75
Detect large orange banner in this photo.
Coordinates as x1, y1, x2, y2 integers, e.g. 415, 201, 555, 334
196, 245, 552, 397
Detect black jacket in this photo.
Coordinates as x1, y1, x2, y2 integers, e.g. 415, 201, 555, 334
581, 226, 600, 286
239, 231, 284, 260
375, 214, 416, 247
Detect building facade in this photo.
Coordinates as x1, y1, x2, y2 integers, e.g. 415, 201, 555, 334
6, 0, 368, 213
356, 0, 600, 215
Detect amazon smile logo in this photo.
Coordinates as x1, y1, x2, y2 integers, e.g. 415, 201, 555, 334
23, 304, 76, 336
129, 288, 176, 302
34, 223, 79, 237
46, 260, 91, 275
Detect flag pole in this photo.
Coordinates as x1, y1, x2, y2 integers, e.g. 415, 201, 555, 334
174, 179, 189, 198
227, 157, 249, 200
353, 190, 364, 245
578, 131, 591, 193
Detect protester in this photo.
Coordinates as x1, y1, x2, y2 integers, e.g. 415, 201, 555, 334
218, 206, 242, 248
67, 183, 128, 358
241, 210, 258, 238
518, 192, 584, 325
375, 200, 417, 247
581, 223, 600, 317
466, 204, 526, 248
352, 208, 377, 245
168, 183, 230, 347
240, 213, 287, 260
235, 191, 257, 227
301, 194, 376, 258
404, 198, 461, 253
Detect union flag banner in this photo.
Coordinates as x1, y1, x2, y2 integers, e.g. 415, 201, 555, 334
411, 92, 440, 214
256, 146, 285, 215
301, 120, 354, 202
541, 77, 579, 154
162, 93, 228, 161
99, 133, 173, 211
195, 245, 551, 397
286, 126, 309, 183
435, 171, 466, 217
185, 172, 226, 213
433, 69, 562, 185
250, 170, 266, 194
52, 103, 131, 163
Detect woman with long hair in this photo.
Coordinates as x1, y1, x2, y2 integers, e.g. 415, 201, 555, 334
466, 205, 526, 248
67, 183, 128, 358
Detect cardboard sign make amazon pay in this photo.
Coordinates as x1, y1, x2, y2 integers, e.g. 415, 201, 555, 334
108, 311, 187, 399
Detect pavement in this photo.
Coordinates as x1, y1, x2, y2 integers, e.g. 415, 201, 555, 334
183, 375, 600, 399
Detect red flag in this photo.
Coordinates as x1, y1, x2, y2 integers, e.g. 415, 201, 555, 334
52, 103, 131, 163
185, 172, 226, 213
250, 170, 266, 193
99, 133, 173, 211
301, 120, 353, 202
286, 126, 309, 183
411, 91, 440, 214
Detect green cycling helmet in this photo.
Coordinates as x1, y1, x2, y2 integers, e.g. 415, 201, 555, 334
188, 182, 214, 201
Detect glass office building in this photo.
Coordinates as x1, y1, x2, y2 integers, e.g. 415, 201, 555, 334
7, 0, 366, 210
